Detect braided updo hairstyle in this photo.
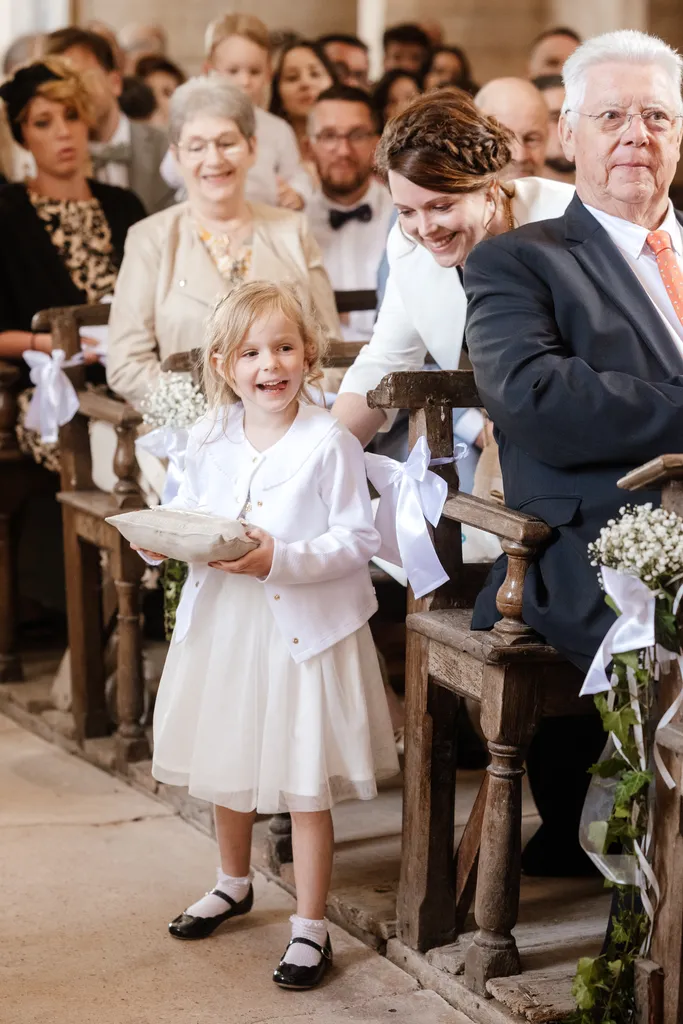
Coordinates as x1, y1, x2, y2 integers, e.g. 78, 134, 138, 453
375, 87, 513, 195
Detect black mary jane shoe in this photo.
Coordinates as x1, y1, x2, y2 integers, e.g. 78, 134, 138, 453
272, 934, 333, 990
168, 884, 254, 939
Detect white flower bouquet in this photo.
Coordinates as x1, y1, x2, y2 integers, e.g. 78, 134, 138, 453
140, 371, 207, 430
589, 502, 683, 586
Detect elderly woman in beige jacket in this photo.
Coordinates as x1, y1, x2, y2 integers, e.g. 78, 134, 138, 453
107, 75, 340, 409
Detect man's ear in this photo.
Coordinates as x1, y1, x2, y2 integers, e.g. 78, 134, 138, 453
558, 112, 575, 161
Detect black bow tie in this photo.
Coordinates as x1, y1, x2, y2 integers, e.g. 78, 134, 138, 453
329, 203, 373, 230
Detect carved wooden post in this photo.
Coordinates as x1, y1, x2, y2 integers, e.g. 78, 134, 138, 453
493, 539, 537, 641
465, 663, 541, 995
112, 547, 149, 769
113, 422, 143, 510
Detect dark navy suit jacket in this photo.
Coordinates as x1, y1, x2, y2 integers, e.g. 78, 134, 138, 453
464, 194, 683, 670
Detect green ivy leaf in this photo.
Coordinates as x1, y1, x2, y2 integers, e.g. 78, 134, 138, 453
615, 769, 653, 807
589, 757, 625, 778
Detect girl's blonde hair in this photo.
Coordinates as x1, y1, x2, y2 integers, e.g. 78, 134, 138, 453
202, 281, 327, 410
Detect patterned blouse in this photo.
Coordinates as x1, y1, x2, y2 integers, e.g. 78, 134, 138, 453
29, 191, 118, 303
197, 225, 253, 285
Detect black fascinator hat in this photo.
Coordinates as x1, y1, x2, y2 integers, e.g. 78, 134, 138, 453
0, 63, 63, 143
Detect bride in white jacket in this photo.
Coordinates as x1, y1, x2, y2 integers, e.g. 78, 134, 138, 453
333, 89, 575, 453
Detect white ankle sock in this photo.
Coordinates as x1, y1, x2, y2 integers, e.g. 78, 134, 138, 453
282, 915, 328, 967
185, 869, 252, 919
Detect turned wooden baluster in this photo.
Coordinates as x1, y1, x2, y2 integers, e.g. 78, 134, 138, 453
465, 538, 543, 994
111, 546, 149, 768
493, 538, 539, 642
465, 661, 542, 995
113, 421, 143, 510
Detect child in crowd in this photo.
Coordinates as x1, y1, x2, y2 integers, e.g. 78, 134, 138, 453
134, 281, 399, 989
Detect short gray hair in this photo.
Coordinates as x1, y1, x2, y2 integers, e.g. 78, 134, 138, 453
562, 30, 683, 117
168, 75, 256, 145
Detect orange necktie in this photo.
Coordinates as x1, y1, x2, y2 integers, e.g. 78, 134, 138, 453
646, 229, 683, 327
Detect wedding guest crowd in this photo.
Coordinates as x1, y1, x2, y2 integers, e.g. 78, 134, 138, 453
6, 6, 671, 898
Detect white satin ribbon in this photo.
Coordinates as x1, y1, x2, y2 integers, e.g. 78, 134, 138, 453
581, 567, 657, 696
582, 568, 683, 789
22, 349, 80, 443
135, 426, 189, 504
365, 436, 457, 600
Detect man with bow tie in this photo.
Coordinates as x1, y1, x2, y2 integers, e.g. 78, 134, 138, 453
306, 86, 394, 342
44, 27, 175, 215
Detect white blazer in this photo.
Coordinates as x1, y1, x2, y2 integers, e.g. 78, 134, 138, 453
162, 403, 380, 663
338, 177, 575, 408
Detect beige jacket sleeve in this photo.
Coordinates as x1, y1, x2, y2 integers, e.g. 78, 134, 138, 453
106, 221, 164, 407
298, 217, 342, 343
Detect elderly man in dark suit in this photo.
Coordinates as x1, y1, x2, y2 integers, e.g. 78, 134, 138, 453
464, 28, 683, 875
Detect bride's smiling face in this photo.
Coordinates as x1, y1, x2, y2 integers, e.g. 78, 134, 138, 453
388, 170, 493, 267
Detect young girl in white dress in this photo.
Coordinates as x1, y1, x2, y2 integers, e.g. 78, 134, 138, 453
133, 281, 399, 990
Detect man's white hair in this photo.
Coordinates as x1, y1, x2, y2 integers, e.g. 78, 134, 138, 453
562, 29, 683, 116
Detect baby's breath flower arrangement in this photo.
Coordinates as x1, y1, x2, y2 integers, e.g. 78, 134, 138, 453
570, 502, 683, 1024
140, 371, 207, 430
140, 372, 208, 639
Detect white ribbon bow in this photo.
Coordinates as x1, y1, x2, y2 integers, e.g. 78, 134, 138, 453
582, 565, 683, 791
135, 426, 189, 504
365, 436, 455, 600
581, 567, 657, 697
22, 349, 80, 444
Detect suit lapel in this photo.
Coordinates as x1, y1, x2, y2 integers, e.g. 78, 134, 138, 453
565, 195, 683, 372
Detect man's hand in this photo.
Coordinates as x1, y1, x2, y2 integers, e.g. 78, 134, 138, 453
209, 527, 274, 577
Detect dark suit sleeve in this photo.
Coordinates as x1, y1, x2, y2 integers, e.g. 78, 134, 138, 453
464, 239, 683, 469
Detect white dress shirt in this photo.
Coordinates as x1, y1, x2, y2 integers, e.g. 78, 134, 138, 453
306, 178, 394, 341
584, 201, 683, 361
160, 106, 310, 206
90, 113, 131, 189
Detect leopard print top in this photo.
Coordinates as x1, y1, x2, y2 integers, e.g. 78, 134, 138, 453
29, 191, 118, 303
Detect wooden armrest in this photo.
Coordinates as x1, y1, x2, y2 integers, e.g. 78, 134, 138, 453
618, 455, 683, 491
77, 389, 142, 428
325, 341, 365, 368
367, 370, 481, 410
32, 303, 110, 333
443, 491, 552, 546
161, 349, 202, 374
334, 289, 376, 314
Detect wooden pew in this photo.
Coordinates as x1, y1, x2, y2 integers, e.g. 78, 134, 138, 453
619, 455, 683, 1024
32, 304, 148, 770
367, 369, 590, 996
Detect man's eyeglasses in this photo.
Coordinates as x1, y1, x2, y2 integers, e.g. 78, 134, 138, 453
311, 128, 377, 149
177, 136, 247, 158
565, 108, 683, 135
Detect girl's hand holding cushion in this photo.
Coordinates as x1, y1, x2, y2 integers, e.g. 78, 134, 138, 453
209, 527, 274, 577
131, 542, 167, 561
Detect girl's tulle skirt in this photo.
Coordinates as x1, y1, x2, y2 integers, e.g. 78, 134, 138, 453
151, 572, 400, 813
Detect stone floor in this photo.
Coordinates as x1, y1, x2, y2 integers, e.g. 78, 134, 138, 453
0, 713, 475, 1024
